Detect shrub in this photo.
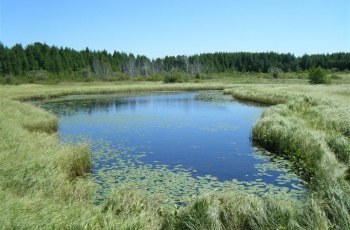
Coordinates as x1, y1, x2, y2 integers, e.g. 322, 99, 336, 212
145, 74, 162, 81
26, 70, 50, 82
85, 76, 95, 82
80, 68, 90, 78
4, 76, 13, 84
269, 67, 282, 79
309, 67, 331, 84
116, 73, 130, 81
163, 73, 184, 83
195, 73, 201, 79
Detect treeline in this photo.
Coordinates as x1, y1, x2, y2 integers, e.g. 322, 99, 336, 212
0, 42, 349, 80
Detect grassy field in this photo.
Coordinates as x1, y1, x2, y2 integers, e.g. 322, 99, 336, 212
1, 80, 350, 229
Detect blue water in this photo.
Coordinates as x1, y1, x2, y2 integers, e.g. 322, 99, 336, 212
40, 91, 303, 191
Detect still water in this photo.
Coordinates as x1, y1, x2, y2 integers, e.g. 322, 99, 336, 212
41, 91, 304, 203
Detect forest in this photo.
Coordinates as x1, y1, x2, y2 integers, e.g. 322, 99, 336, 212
0, 42, 350, 83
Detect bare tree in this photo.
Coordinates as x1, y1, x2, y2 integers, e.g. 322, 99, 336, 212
92, 58, 109, 79
122, 55, 136, 76
184, 56, 189, 74
191, 57, 201, 74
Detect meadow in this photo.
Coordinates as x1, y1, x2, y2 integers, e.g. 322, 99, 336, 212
1, 78, 350, 229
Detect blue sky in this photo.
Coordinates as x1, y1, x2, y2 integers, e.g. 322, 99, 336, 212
0, 0, 349, 57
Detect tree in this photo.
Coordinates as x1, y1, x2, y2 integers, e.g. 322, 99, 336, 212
0, 42, 350, 82
122, 54, 136, 76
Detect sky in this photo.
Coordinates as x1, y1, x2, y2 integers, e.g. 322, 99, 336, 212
0, 0, 349, 58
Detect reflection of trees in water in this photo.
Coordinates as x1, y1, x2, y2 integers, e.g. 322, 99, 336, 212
41, 99, 123, 116
120, 97, 194, 110
42, 94, 197, 117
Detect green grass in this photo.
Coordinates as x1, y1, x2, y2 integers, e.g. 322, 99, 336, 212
226, 84, 350, 229
0, 82, 226, 229
1, 81, 350, 229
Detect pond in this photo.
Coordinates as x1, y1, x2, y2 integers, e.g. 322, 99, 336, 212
40, 91, 305, 205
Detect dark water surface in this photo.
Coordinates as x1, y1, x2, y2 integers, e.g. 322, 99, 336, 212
40, 91, 304, 203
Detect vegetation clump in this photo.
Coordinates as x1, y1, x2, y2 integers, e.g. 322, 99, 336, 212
270, 67, 282, 79
163, 73, 185, 83
309, 67, 331, 84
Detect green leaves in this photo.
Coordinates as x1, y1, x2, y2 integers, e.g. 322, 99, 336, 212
309, 67, 331, 84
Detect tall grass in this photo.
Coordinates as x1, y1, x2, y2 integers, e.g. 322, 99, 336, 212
1, 82, 350, 229
0, 82, 227, 229
226, 84, 350, 229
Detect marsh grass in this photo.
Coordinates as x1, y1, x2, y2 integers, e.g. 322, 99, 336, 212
163, 191, 333, 229
226, 84, 350, 229
1, 82, 350, 229
63, 144, 92, 179
0, 82, 228, 229
0, 82, 227, 101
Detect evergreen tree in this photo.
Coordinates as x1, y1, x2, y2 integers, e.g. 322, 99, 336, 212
0, 42, 349, 81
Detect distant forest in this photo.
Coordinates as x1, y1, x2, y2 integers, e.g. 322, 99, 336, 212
0, 42, 349, 80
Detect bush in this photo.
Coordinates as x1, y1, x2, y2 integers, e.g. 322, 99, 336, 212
114, 72, 130, 81
26, 70, 51, 82
309, 67, 331, 84
4, 76, 13, 84
268, 67, 283, 79
84, 76, 95, 82
80, 68, 91, 80
145, 74, 162, 81
163, 73, 184, 83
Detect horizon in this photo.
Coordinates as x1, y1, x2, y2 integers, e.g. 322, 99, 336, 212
1, 0, 349, 58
